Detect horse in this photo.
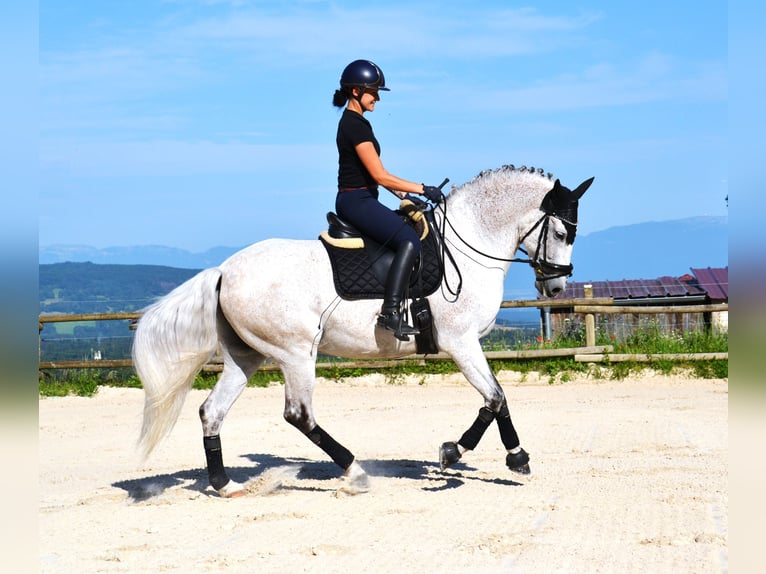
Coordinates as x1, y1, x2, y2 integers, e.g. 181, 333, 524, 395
132, 165, 594, 497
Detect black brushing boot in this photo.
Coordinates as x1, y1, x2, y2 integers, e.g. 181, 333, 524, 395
377, 241, 420, 341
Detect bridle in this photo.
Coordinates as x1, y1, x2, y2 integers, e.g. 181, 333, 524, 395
514, 212, 575, 281
444, 210, 573, 277
432, 202, 575, 300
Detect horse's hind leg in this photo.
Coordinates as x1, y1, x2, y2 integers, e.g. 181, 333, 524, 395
199, 327, 266, 497
281, 358, 369, 493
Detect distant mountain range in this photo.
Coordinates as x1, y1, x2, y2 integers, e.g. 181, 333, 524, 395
40, 216, 727, 305
39, 244, 237, 269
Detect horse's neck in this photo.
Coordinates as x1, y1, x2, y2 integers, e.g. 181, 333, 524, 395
443, 186, 538, 261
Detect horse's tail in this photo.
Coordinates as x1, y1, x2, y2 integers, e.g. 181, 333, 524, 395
133, 267, 223, 460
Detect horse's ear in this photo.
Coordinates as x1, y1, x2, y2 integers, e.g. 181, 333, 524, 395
550, 178, 564, 199
573, 177, 594, 199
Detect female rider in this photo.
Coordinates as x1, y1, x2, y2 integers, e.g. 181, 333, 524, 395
332, 59, 443, 341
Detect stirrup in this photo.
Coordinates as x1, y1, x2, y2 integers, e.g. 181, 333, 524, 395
377, 311, 420, 342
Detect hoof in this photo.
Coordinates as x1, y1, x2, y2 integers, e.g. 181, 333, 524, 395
439, 441, 462, 470
506, 449, 531, 475
510, 463, 531, 475
336, 461, 370, 496
218, 480, 246, 498
223, 488, 248, 499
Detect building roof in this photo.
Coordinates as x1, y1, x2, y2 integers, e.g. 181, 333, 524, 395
556, 267, 728, 302
687, 267, 728, 301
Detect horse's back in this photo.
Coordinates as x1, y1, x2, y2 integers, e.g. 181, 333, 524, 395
215, 239, 336, 349
222, 237, 318, 262
216, 237, 417, 359
219, 237, 331, 299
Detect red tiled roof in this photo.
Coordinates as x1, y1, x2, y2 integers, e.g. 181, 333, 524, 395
688, 267, 728, 301
556, 267, 728, 301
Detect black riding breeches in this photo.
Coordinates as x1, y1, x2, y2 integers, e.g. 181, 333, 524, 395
335, 189, 421, 255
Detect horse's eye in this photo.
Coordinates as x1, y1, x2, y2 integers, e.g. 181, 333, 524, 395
554, 230, 566, 241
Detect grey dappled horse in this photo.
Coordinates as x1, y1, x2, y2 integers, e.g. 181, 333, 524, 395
133, 165, 593, 497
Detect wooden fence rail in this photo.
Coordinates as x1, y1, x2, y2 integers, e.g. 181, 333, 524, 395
573, 303, 728, 315
38, 298, 728, 372
38, 347, 617, 372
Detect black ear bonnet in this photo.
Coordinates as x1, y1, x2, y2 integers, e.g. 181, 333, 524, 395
539, 177, 594, 244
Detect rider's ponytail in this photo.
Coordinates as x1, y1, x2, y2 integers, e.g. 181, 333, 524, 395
332, 88, 349, 108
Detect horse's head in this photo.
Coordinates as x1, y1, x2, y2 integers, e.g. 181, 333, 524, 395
519, 176, 594, 297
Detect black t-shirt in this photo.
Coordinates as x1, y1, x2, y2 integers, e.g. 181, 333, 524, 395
336, 109, 380, 190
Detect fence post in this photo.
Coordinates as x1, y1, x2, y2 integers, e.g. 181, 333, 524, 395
542, 306, 552, 341
584, 284, 595, 347
39, 320, 43, 368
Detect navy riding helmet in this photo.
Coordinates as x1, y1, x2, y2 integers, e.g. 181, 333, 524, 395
340, 60, 390, 92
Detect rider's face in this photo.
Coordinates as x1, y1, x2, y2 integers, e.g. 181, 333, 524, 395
349, 87, 380, 114
360, 88, 379, 111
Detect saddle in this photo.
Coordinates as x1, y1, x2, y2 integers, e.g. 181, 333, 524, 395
319, 200, 443, 300
319, 199, 443, 354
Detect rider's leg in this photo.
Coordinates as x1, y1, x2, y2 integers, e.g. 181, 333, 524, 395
336, 189, 422, 341
377, 240, 420, 341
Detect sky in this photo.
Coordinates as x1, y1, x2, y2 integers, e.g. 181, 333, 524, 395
38, 0, 728, 253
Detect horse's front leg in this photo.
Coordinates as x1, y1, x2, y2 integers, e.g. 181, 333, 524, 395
281, 358, 369, 494
440, 339, 530, 474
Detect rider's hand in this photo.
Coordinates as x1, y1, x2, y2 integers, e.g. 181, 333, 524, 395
422, 185, 444, 203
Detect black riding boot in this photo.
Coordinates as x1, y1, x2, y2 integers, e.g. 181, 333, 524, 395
377, 241, 420, 341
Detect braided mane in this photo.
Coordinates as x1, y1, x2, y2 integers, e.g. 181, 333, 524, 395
472, 164, 554, 183
448, 164, 555, 201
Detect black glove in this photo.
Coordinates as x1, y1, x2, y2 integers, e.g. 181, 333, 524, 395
422, 185, 443, 203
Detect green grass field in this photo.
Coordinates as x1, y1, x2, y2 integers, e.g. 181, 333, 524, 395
48, 321, 97, 336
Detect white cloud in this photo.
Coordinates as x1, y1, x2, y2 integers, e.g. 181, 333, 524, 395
168, 4, 600, 60
39, 138, 333, 177
450, 55, 727, 113
39, 3, 606, 140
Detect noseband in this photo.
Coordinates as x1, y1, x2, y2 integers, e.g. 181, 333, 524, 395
516, 213, 574, 281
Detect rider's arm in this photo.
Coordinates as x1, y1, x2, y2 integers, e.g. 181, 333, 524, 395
355, 141, 425, 198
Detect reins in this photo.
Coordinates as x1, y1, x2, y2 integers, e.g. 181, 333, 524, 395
428, 197, 574, 301
428, 200, 463, 301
